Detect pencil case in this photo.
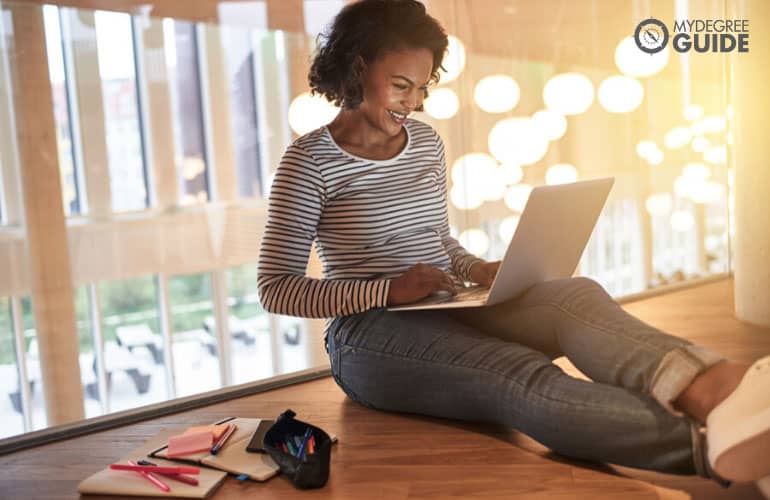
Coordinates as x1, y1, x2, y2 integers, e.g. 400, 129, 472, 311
263, 409, 332, 489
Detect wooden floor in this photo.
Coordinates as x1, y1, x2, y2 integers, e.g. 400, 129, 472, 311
1, 278, 769, 499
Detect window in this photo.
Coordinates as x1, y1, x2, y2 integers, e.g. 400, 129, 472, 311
169, 273, 220, 397
226, 264, 272, 384
276, 314, 309, 375
222, 26, 263, 199
163, 19, 210, 205
42, 5, 82, 216
94, 11, 149, 212
0, 9, 6, 223
303, 1, 345, 37
73, 286, 102, 418
0, 297, 24, 438
0, 159, 4, 225
99, 276, 167, 411
19, 297, 46, 431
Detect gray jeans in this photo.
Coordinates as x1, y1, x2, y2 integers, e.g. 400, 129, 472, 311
325, 277, 727, 482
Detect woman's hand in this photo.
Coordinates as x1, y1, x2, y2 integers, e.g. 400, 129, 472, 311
469, 260, 501, 288
387, 263, 457, 305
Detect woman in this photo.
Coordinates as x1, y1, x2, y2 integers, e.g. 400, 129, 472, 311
257, 0, 769, 490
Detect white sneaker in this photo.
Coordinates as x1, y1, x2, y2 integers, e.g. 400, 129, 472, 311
757, 476, 770, 499
706, 355, 770, 482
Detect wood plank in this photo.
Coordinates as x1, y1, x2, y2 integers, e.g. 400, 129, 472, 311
0, 278, 767, 498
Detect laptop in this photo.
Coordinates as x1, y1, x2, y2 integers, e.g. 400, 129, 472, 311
387, 177, 614, 311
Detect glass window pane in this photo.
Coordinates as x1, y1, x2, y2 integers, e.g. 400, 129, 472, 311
169, 273, 220, 397
222, 27, 263, 199
0, 297, 24, 438
0, 158, 4, 225
99, 276, 167, 411
43, 5, 82, 216
0, 6, 5, 224
226, 264, 272, 384
303, 0, 344, 37
20, 296, 46, 431
94, 11, 148, 212
74, 286, 102, 418
163, 19, 210, 205
277, 314, 310, 375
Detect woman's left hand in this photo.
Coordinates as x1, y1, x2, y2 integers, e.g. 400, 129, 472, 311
469, 260, 501, 288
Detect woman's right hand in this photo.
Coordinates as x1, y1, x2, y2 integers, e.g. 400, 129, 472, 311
386, 263, 457, 305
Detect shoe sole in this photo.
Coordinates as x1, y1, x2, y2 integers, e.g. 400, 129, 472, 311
713, 426, 770, 483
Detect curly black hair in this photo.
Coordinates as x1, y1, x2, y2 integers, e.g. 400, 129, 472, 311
308, 0, 448, 110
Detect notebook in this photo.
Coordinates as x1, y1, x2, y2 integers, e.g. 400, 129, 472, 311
149, 417, 281, 481
77, 429, 228, 498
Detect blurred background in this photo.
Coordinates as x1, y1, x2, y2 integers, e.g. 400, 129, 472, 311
0, 0, 738, 440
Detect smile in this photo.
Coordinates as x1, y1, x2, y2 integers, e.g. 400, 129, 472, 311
388, 110, 408, 122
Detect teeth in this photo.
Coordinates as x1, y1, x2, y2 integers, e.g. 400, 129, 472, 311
389, 110, 406, 120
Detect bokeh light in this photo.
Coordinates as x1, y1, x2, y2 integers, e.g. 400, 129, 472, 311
439, 35, 465, 84
423, 87, 459, 120
474, 75, 520, 113
671, 210, 695, 232
531, 109, 567, 141
545, 163, 579, 185
503, 183, 533, 212
645, 193, 673, 216
498, 215, 521, 243
615, 36, 669, 77
459, 228, 490, 256
288, 92, 340, 135
488, 118, 549, 166
543, 72, 594, 116
598, 75, 644, 113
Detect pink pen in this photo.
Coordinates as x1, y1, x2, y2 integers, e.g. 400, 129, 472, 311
137, 460, 199, 486
127, 460, 170, 492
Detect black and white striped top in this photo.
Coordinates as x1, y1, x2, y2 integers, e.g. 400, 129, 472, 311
257, 118, 483, 325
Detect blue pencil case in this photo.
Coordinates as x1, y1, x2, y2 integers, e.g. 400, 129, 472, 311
263, 409, 332, 489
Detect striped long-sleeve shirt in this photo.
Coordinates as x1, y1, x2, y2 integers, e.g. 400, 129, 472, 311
257, 118, 483, 329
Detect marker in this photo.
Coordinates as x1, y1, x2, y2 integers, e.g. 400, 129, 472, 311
285, 438, 297, 456
295, 428, 312, 459
137, 460, 199, 486
124, 460, 170, 492
111, 463, 200, 475
308, 434, 316, 454
211, 424, 237, 455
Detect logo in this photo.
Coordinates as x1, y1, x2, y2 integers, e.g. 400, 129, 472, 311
634, 18, 749, 54
635, 18, 669, 54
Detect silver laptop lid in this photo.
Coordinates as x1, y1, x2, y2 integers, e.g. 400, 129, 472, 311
486, 177, 614, 305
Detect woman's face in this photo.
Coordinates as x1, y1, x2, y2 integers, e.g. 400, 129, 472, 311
358, 47, 434, 137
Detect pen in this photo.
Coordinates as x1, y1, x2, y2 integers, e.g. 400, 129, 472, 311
295, 428, 312, 459
111, 463, 200, 475
137, 460, 199, 486
293, 435, 303, 448
126, 459, 170, 492
285, 438, 297, 456
211, 423, 237, 455
308, 434, 315, 454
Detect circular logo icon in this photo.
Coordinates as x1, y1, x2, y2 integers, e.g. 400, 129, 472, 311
634, 18, 669, 54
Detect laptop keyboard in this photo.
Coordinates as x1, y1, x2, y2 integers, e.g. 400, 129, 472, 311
452, 285, 489, 301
